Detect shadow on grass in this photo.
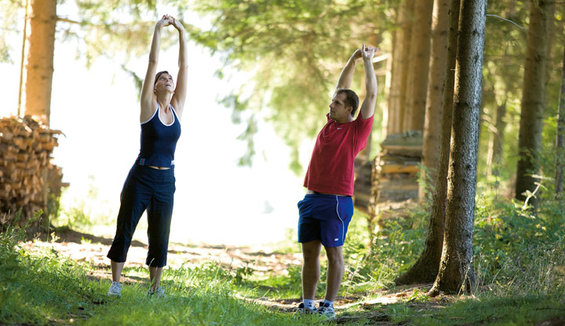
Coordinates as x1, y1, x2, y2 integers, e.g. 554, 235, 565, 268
54, 226, 146, 248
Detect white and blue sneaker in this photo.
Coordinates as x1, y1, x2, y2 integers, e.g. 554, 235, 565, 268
107, 281, 122, 297
147, 286, 165, 298
296, 302, 317, 316
317, 302, 336, 319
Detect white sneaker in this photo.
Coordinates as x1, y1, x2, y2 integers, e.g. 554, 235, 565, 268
317, 302, 335, 319
107, 281, 122, 297
148, 286, 165, 298
296, 302, 317, 316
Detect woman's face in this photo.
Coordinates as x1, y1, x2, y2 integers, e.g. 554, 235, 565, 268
154, 73, 175, 94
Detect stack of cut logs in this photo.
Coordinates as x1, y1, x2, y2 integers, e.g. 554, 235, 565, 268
353, 132, 422, 215
371, 132, 421, 207
353, 157, 373, 214
0, 115, 64, 226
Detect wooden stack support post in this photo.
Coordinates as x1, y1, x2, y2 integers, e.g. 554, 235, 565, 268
0, 115, 65, 229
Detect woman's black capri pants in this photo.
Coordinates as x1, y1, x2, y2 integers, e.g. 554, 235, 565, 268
107, 164, 175, 267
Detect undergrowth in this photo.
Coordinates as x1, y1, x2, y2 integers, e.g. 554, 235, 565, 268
1, 191, 563, 325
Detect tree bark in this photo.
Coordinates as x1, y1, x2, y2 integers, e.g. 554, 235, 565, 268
556, 45, 565, 202
429, 0, 486, 296
404, 0, 434, 132
420, 0, 451, 201
387, 0, 415, 135
396, 0, 460, 286
23, 0, 57, 125
515, 0, 553, 207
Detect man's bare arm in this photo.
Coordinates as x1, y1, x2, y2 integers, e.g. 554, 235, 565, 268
360, 44, 377, 119
336, 49, 362, 90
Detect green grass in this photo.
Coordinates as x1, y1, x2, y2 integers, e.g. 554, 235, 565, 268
0, 231, 100, 324
0, 228, 315, 325
1, 193, 564, 325
84, 286, 298, 326
383, 296, 565, 326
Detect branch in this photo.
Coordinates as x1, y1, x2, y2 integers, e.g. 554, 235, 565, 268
56, 16, 198, 33
56, 16, 153, 28
486, 14, 526, 31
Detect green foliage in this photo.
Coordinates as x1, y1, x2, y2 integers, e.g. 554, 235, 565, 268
363, 209, 427, 281
191, 0, 394, 172
478, 1, 565, 196
1, 0, 194, 93
55, 177, 115, 231
477, 1, 528, 191
336, 190, 564, 302
0, 0, 26, 64
59, 202, 94, 230
474, 195, 565, 297
0, 208, 48, 237
336, 192, 565, 325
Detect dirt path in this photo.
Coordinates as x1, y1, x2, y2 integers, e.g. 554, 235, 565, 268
24, 228, 302, 281
21, 228, 441, 324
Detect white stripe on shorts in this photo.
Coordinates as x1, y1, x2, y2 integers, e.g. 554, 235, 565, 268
335, 196, 345, 244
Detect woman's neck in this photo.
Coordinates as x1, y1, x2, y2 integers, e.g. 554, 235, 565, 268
156, 93, 173, 111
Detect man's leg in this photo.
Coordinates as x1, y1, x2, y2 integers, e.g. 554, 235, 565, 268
324, 245, 344, 302
302, 240, 322, 300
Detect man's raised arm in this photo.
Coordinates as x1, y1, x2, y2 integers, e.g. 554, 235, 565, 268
359, 44, 377, 119
336, 49, 362, 90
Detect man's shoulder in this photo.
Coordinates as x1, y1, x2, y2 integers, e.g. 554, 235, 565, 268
356, 111, 374, 122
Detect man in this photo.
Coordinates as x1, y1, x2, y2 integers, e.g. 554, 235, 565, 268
297, 44, 377, 318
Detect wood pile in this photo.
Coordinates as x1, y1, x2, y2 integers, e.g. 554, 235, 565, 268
353, 157, 373, 214
0, 115, 64, 227
354, 132, 422, 214
372, 131, 421, 204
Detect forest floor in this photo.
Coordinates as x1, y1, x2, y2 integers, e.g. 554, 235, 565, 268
20, 228, 564, 325
23, 228, 436, 324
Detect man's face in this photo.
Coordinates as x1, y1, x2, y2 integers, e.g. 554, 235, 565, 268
329, 92, 351, 122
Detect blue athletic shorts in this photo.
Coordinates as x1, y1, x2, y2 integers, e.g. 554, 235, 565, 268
297, 193, 354, 247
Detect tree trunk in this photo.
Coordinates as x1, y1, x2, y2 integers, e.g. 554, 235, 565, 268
396, 0, 460, 286
404, 0, 434, 132
486, 99, 507, 178
387, 0, 415, 135
420, 0, 451, 202
429, 0, 486, 296
556, 45, 565, 202
23, 0, 57, 125
515, 0, 553, 207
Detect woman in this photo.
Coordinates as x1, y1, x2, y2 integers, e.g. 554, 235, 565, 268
106, 14, 188, 297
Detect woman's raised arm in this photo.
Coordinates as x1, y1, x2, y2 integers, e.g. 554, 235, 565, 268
170, 17, 188, 117
140, 15, 172, 122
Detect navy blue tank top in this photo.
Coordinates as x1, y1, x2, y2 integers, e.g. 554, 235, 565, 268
136, 104, 181, 167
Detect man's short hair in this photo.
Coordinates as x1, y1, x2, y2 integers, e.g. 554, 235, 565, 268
336, 88, 360, 116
